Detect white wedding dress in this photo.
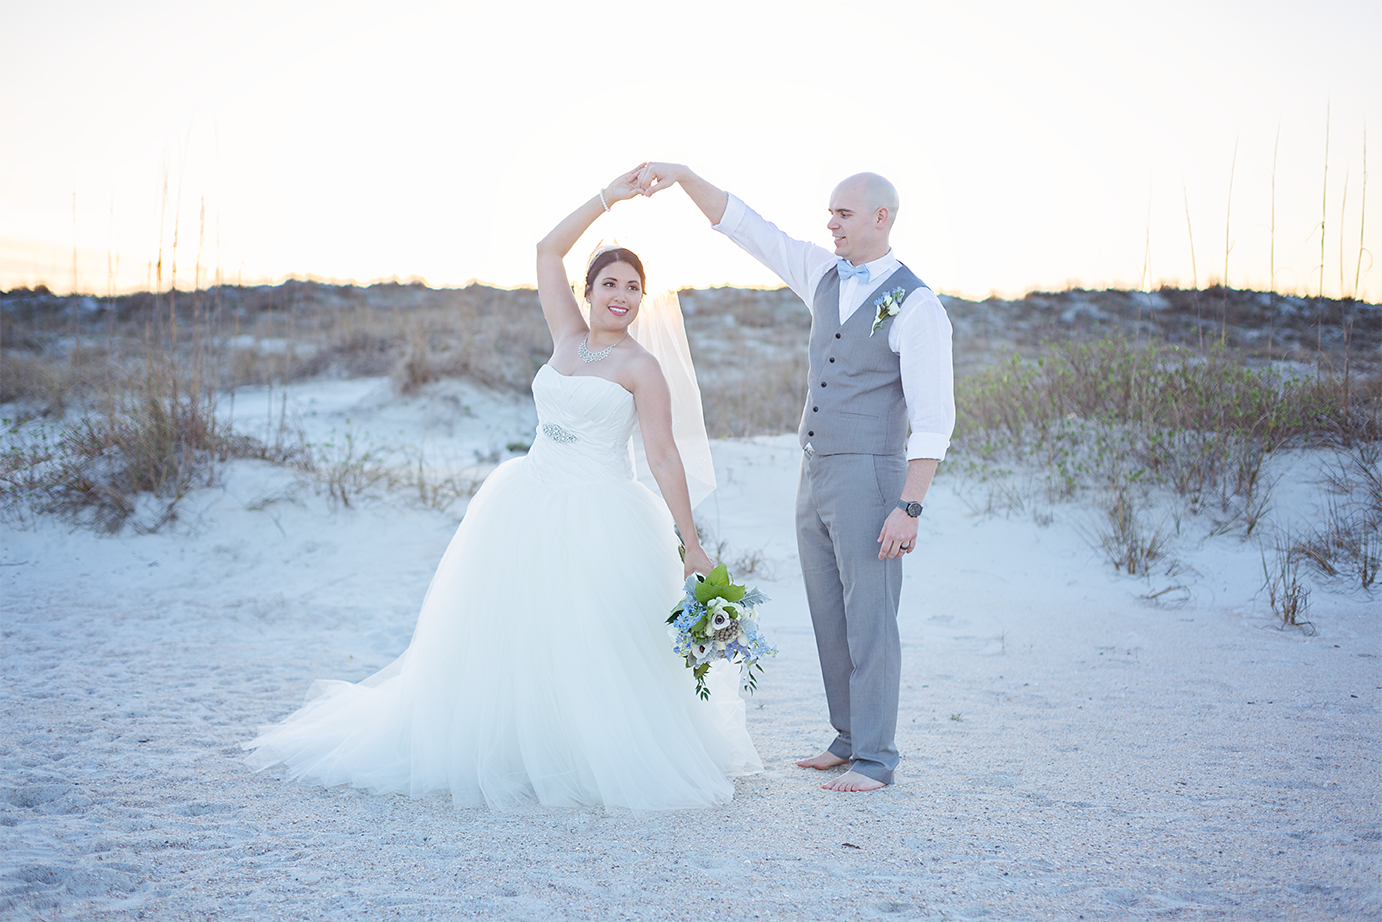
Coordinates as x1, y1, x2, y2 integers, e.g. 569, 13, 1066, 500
245, 364, 762, 810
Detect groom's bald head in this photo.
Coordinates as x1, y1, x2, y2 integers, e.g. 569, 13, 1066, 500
834, 173, 899, 228
828, 172, 899, 264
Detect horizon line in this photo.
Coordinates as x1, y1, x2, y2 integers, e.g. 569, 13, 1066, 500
4, 276, 1379, 309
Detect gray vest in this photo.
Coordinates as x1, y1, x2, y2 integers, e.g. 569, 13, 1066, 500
798, 264, 927, 455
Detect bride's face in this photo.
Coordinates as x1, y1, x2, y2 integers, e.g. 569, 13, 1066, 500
587, 261, 643, 329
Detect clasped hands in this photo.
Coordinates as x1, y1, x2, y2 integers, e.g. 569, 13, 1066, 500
602, 163, 683, 205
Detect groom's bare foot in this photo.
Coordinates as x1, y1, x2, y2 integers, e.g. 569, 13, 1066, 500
795, 750, 849, 770
822, 769, 886, 792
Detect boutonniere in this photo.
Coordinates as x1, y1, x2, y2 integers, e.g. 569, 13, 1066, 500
870, 287, 907, 336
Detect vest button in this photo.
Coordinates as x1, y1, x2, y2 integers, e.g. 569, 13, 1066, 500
834, 333, 841, 339
807, 430, 814, 437
812, 406, 818, 412
820, 382, 827, 387
829, 357, 835, 363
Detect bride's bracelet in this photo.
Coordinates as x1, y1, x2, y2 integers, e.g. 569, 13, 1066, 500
598, 188, 610, 212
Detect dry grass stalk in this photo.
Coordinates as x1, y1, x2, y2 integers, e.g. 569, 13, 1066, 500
392, 327, 437, 395
699, 355, 807, 439
1091, 487, 1169, 576
1262, 541, 1314, 634
1296, 441, 1382, 591
955, 338, 1379, 510
6, 355, 238, 532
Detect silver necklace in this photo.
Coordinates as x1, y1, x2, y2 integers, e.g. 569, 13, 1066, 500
578, 334, 625, 364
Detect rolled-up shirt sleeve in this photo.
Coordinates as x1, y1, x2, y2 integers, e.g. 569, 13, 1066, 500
898, 288, 955, 461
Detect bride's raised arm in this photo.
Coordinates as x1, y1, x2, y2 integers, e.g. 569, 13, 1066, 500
535, 164, 647, 346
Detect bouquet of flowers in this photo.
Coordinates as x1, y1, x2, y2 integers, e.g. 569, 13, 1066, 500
667, 563, 776, 700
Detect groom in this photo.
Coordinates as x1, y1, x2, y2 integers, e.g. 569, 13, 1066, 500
639, 164, 955, 792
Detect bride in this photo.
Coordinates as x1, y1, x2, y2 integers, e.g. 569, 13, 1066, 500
244, 165, 763, 809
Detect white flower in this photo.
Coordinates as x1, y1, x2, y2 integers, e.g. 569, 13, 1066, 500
690, 641, 713, 664
709, 606, 734, 633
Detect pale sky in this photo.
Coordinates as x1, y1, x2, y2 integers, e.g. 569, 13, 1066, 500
2, 0, 1378, 301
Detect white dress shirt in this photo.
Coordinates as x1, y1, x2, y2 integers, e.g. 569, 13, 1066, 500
714, 193, 955, 461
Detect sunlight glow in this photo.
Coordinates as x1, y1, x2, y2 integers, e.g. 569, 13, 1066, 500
1, 0, 1377, 302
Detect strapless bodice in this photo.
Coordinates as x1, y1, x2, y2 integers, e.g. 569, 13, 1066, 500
525, 364, 637, 487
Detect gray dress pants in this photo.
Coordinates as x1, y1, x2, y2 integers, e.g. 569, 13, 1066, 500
795, 449, 906, 784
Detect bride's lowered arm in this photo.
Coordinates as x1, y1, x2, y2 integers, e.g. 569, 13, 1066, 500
629, 354, 715, 578
535, 164, 647, 344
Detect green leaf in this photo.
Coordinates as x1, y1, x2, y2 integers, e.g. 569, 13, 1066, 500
693, 663, 712, 701
694, 563, 747, 603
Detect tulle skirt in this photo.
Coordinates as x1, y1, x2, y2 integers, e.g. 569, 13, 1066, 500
244, 454, 762, 810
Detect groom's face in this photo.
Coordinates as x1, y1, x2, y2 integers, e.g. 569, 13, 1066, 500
826, 180, 887, 264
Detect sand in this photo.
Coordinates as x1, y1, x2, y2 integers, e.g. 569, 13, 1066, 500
2, 378, 1378, 921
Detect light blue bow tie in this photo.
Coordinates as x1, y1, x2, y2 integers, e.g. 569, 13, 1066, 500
837, 259, 870, 283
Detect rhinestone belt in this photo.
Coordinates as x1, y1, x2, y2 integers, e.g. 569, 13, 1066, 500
541, 422, 578, 444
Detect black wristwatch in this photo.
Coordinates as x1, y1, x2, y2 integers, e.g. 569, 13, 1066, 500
896, 500, 923, 518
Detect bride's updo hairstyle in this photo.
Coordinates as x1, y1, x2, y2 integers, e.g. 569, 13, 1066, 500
584, 247, 646, 301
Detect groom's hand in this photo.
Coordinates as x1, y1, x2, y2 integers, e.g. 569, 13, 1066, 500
637, 162, 685, 196
636, 163, 729, 224
877, 508, 919, 559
